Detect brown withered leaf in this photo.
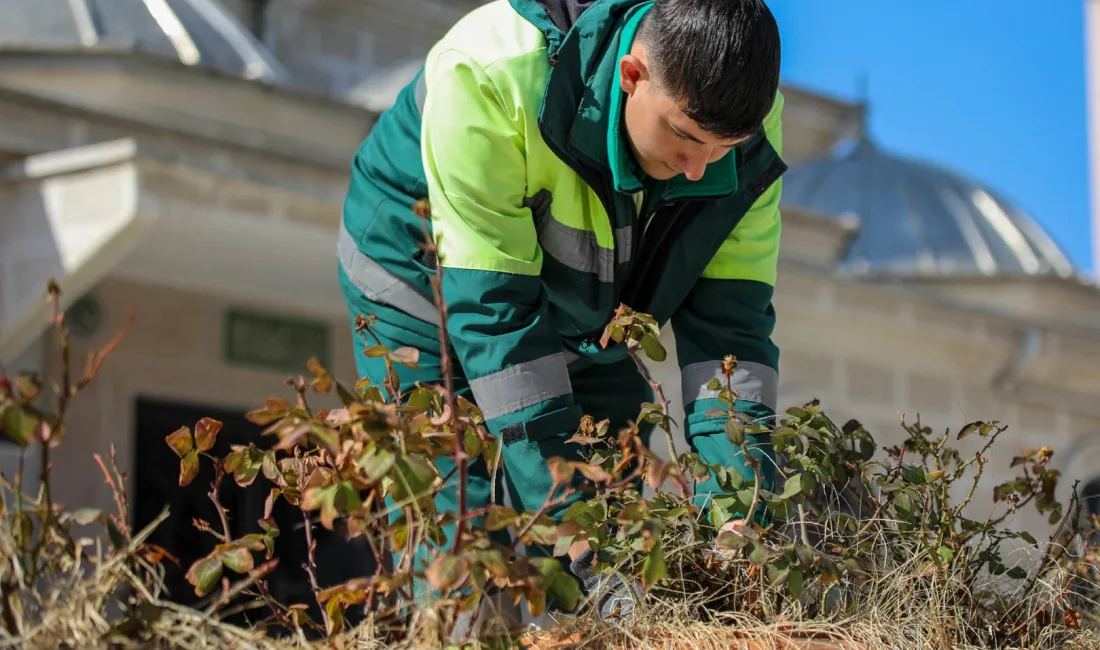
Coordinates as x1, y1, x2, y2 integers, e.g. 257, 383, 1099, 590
165, 426, 192, 457
1065, 608, 1082, 630
547, 457, 574, 486
389, 347, 420, 369
246, 398, 292, 426
573, 461, 610, 483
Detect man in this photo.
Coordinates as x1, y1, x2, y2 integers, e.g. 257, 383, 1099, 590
337, 0, 785, 622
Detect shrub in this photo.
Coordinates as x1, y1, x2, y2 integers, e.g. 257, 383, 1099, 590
1, 227, 1098, 649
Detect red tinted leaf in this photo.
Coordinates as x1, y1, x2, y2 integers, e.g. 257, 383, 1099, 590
194, 417, 222, 452
165, 426, 192, 457
426, 555, 468, 592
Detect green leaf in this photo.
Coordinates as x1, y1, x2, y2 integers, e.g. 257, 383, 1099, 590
392, 455, 438, 504
179, 450, 199, 487
710, 495, 737, 528
219, 545, 254, 574
725, 418, 745, 446
553, 534, 576, 558
641, 538, 666, 588
484, 505, 520, 531
901, 465, 927, 485
562, 500, 603, 528
66, 508, 101, 526
1007, 566, 1028, 580
857, 438, 876, 461
748, 544, 769, 566
364, 345, 388, 358
1018, 531, 1038, 545
194, 417, 222, 452
1, 402, 41, 447
186, 555, 223, 597
937, 546, 954, 565
640, 333, 666, 362
548, 573, 581, 612
707, 377, 723, 391
782, 474, 804, 499
800, 471, 817, 496
788, 567, 805, 600
358, 445, 396, 482
894, 491, 913, 519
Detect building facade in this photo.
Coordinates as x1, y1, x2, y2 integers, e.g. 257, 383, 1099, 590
2, 0, 1099, 608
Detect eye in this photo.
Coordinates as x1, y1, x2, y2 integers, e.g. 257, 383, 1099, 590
670, 126, 691, 141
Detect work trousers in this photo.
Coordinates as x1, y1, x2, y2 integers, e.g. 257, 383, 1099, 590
340, 288, 654, 589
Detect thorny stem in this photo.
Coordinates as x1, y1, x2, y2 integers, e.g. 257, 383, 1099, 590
208, 466, 232, 545
414, 200, 469, 556
628, 351, 678, 462
301, 510, 325, 622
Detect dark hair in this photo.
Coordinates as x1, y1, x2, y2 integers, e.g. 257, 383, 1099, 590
637, 0, 781, 141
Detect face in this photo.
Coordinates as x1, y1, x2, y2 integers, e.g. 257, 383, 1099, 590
619, 44, 749, 182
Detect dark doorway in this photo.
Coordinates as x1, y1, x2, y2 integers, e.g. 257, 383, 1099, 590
132, 397, 376, 634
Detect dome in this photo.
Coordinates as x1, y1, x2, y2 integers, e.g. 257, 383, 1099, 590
0, 0, 290, 84
781, 136, 1075, 278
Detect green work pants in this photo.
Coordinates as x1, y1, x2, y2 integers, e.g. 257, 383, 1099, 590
340, 287, 653, 594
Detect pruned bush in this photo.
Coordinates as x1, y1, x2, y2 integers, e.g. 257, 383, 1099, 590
1, 241, 1099, 649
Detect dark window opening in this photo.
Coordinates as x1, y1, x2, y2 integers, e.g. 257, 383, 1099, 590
132, 397, 375, 636
1083, 478, 1100, 519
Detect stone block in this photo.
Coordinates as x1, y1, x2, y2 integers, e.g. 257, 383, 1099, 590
904, 370, 955, 418
845, 359, 896, 406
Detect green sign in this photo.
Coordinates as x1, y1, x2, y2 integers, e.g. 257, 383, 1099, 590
223, 308, 331, 374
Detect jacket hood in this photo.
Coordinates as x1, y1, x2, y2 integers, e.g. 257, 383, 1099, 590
534, 0, 600, 34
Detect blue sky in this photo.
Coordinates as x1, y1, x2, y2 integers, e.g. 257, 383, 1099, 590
769, 0, 1094, 274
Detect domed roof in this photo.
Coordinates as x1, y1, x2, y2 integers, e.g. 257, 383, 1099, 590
781, 136, 1075, 278
0, 0, 290, 84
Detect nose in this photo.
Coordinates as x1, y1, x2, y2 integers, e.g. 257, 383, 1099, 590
679, 153, 708, 181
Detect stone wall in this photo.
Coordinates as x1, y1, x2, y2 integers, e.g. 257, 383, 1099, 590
646, 264, 1100, 537
42, 277, 359, 517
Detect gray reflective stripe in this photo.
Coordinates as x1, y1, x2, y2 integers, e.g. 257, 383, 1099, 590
525, 189, 632, 282
539, 219, 616, 282
414, 70, 426, 114
469, 353, 573, 421
681, 360, 778, 411
614, 225, 633, 265
338, 221, 440, 324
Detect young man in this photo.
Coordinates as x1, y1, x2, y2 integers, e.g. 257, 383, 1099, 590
338, 0, 785, 621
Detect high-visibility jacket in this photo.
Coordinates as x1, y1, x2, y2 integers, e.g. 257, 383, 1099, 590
337, 0, 786, 495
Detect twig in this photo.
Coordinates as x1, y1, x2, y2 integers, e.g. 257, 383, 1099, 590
301, 510, 324, 612
208, 465, 232, 545
413, 200, 469, 556
629, 351, 678, 462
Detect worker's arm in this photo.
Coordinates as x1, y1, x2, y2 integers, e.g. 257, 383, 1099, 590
670, 91, 786, 524
421, 48, 581, 444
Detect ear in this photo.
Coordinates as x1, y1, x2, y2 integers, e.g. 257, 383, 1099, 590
618, 52, 647, 95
